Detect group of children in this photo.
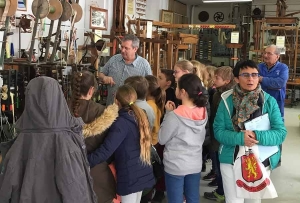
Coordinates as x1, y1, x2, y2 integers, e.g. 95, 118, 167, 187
68, 60, 235, 203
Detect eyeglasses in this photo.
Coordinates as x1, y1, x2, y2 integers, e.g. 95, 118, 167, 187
263, 52, 276, 56
173, 70, 182, 75
239, 73, 259, 78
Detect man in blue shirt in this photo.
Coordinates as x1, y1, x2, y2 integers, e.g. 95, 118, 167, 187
258, 44, 289, 119
99, 34, 152, 105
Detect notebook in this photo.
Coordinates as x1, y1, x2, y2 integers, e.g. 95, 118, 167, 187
244, 113, 279, 161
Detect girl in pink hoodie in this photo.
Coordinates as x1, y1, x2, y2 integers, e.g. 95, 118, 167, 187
159, 73, 208, 203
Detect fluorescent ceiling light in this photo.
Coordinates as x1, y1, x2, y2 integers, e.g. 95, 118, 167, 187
203, 0, 252, 3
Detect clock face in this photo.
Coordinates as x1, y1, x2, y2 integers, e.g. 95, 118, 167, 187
198, 11, 209, 22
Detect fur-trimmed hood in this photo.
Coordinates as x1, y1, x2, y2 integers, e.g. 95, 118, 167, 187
83, 104, 119, 138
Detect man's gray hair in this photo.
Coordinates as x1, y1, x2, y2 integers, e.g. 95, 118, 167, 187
266, 44, 281, 55
122, 34, 140, 48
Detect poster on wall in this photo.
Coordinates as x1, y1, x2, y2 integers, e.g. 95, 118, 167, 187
18, 0, 27, 11
127, 0, 134, 15
90, 6, 108, 30
276, 36, 286, 54
161, 10, 173, 23
136, 0, 146, 19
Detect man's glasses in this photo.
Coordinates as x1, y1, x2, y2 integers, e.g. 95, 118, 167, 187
239, 73, 259, 78
263, 52, 276, 56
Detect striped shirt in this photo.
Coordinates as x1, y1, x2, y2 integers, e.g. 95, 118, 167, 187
100, 54, 152, 105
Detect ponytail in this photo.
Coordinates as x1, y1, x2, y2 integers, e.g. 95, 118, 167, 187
130, 103, 152, 165
115, 85, 152, 165
193, 89, 208, 108
154, 87, 165, 115
178, 74, 208, 108
145, 75, 166, 115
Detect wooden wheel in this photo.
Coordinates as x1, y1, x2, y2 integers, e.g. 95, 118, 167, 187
32, 0, 50, 19
47, 0, 63, 20
71, 3, 82, 23
60, 1, 72, 21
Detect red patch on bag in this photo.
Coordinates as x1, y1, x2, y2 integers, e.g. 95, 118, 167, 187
236, 178, 270, 192
241, 153, 263, 182
236, 152, 269, 192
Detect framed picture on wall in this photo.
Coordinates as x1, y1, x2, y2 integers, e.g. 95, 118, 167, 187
161, 10, 174, 24
90, 6, 108, 30
17, 0, 27, 11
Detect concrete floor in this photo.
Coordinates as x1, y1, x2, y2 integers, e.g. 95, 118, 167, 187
162, 107, 300, 203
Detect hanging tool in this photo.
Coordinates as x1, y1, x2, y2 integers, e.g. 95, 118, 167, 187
49, 0, 72, 63
43, 0, 63, 62
28, 0, 47, 63
65, 0, 83, 62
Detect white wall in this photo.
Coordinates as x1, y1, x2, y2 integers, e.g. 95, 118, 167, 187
146, 0, 168, 21
193, 3, 232, 24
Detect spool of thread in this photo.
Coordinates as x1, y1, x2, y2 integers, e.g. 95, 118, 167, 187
1, 93, 8, 100
10, 43, 14, 56
2, 85, 8, 93
6, 41, 10, 58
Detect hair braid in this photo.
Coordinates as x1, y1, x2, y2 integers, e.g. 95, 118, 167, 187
72, 72, 82, 117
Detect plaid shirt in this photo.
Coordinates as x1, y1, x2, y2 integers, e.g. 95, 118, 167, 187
100, 54, 152, 105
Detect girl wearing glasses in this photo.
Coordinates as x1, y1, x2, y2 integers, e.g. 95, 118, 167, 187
213, 60, 287, 203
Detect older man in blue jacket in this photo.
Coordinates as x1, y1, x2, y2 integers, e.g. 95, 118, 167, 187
258, 44, 289, 119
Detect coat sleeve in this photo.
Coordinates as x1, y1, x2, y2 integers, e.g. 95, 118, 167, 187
213, 100, 244, 146
88, 120, 127, 168
158, 112, 178, 145
204, 89, 211, 145
56, 151, 97, 203
261, 64, 289, 89
254, 97, 287, 146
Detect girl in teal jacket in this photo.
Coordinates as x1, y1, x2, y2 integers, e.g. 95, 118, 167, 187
213, 60, 287, 203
